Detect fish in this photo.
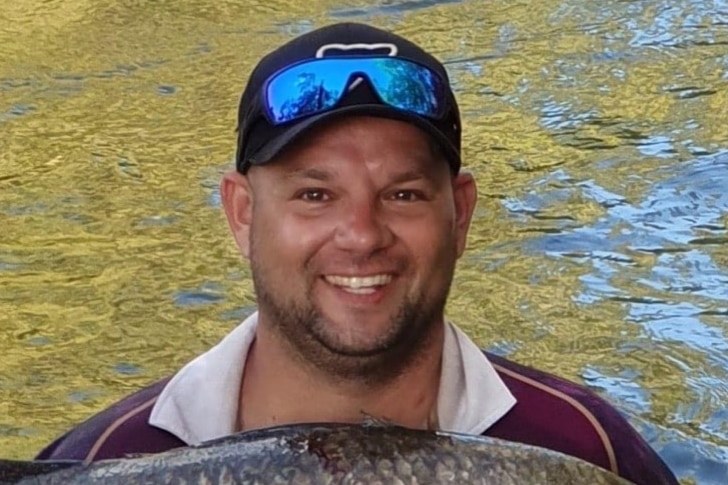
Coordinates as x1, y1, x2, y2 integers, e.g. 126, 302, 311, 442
0, 423, 634, 484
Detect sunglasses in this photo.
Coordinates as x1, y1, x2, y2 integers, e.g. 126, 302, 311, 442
262, 57, 448, 125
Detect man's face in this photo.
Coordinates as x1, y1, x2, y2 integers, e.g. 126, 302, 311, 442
223, 116, 476, 384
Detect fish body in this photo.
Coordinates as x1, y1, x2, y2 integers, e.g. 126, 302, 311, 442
0, 423, 633, 484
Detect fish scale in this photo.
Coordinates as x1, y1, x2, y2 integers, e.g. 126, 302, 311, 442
0, 424, 634, 484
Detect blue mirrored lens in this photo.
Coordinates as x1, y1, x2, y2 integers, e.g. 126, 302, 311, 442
265, 58, 445, 124
366, 59, 443, 117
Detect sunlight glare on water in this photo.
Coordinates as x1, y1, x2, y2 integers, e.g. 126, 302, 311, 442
1, 1, 727, 483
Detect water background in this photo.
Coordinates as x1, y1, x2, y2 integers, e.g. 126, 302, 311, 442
1, 1, 727, 483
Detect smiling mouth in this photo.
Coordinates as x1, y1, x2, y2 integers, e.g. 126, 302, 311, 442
324, 274, 393, 294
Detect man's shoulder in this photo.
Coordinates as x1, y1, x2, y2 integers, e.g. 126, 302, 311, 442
484, 351, 677, 485
485, 351, 628, 438
36, 378, 185, 461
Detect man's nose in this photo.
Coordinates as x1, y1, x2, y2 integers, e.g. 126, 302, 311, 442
333, 198, 394, 254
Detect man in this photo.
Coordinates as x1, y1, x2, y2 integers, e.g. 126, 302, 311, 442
36, 22, 678, 485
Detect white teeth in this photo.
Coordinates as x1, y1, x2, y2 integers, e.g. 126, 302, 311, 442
324, 274, 392, 292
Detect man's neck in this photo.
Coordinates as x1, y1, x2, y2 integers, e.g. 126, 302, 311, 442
237, 322, 444, 432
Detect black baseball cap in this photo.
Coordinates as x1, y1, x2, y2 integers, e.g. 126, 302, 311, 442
235, 22, 462, 173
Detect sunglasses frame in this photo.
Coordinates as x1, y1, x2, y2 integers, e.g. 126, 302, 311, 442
260, 56, 449, 126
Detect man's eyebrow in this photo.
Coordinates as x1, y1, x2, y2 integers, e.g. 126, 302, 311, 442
284, 168, 334, 182
389, 169, 435, 184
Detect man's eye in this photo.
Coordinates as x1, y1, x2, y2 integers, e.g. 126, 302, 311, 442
392, 190, 422, 202
300, 189, 329, 202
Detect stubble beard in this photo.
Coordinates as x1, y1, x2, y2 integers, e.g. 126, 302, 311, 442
250, 252, 453, 388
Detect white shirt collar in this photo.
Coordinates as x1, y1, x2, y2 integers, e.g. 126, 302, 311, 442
149, 312, 516, 444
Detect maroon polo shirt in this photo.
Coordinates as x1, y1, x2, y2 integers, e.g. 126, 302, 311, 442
36, 352, 678, 485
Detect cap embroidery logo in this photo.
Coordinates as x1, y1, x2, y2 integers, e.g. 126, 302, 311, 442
315, 42, 399, 92
315, 42, 398, 58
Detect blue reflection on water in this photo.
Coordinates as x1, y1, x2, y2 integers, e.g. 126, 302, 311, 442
219, 305, 256, 323
509, 151, 728, 483
173, 281, 225, 307
157, 85, 177, 95
113, 362, 143, 376
583, 366, 651, 414
330, 0, 463, 19
521, 152, 728, 254
0, 104, 36, 123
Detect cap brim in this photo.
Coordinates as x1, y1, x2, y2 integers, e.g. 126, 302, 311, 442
247, 105, 461, 173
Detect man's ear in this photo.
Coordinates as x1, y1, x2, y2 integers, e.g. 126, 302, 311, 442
220, 170, 254, 258
452, 171, 477, 258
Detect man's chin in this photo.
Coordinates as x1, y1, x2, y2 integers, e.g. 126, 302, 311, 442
312, 327, 398, 358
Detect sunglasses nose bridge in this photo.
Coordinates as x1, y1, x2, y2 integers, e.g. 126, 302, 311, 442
339, 70, 381, 103
344, 75, 367, 93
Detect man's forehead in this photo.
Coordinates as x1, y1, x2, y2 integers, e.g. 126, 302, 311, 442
243, 115, 453, 185
273, 148, 448, 181
280, 164, 438, 182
